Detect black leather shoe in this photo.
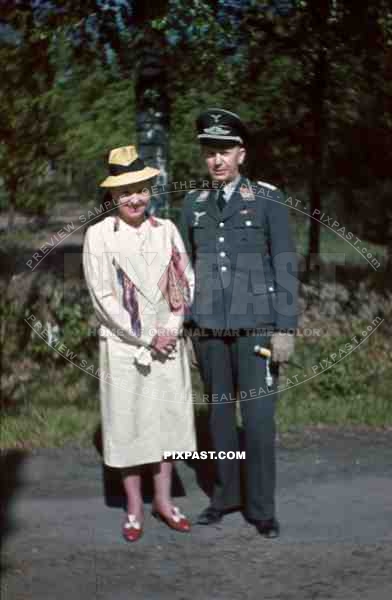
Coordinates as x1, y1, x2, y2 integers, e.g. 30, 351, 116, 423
254, 518, 280, 538
196, 506, 223, 525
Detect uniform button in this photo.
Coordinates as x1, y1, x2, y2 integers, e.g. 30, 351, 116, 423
218, 236, 225, 242
268, 286, 274, 292
245, 220, 252, 227
219, 251, 226, 258
219, 222, 225, 228
221, 265, 227, 272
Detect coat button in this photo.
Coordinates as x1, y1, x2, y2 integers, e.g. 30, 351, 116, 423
245, 220, 252, 226
219, 251, 226, 257
268, 286, 274, 292
219, 222, 225, 228
218, 236, 225, 242
221, 265, 227, 272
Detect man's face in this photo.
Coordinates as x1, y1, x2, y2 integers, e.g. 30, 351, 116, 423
202, 144, 246, 183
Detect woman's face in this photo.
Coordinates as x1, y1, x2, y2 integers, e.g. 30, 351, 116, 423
112, 182, 152, 226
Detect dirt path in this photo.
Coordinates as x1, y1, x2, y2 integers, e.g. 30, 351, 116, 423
1, 429, 392, 600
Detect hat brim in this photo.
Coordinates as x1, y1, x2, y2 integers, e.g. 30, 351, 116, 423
198, 135, 244, 146
100, 167, 160, 188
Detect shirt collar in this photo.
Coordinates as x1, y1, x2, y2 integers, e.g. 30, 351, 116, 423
219, 174, 241, 202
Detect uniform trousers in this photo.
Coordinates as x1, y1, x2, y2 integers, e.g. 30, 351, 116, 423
195, 333, 277, 521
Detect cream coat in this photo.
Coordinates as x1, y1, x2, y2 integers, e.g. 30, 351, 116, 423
83, 215, 196, 468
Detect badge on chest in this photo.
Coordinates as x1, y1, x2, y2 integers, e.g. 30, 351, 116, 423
193, 211, 206, 226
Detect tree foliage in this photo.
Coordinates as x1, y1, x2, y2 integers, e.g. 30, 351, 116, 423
1, 0, 391, 260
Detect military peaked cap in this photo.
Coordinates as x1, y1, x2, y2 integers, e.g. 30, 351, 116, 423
196, 108, 248, 146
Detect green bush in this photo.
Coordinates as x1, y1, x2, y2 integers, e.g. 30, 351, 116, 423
278, 321, 392, 428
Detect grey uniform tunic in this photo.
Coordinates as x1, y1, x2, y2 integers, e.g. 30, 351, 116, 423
182, 177, 297, 332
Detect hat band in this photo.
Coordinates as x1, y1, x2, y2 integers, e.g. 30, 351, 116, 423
109, 158, 145, 176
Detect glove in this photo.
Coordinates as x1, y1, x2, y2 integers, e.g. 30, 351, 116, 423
270, 332, 295, 364
134, 346, 153, 367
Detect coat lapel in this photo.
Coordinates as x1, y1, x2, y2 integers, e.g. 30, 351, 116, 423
204, 189, 220, 221
102, 217, 165, 304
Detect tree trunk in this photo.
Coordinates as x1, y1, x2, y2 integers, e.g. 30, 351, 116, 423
385, 241, 392, 288
135, 28, 170, 216
7, 185, 17, 231
306, 21, 328, 273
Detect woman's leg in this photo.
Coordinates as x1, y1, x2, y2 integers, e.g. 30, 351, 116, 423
122, 466, 143, 520
152, 460, 190, 531
152, 460, 173, 517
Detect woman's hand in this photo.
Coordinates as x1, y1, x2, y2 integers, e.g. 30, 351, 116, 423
151, 333, 177, 356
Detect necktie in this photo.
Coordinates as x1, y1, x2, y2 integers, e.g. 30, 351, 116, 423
217, 189, 226, 212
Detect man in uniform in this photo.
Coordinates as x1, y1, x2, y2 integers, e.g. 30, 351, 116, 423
181, 108, 298, 538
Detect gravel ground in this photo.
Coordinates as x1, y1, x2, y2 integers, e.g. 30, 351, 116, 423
1, 429, 392, 600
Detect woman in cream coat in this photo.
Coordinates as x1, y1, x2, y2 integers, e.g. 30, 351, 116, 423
83, 146, 196, 542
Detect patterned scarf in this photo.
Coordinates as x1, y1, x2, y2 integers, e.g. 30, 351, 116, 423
166, 244, 191, 314
116, 266, 141, 337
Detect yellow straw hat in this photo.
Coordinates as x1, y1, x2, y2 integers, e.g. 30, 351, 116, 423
100, 145, 160, 188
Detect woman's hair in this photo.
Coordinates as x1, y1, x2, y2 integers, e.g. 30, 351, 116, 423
93, 190, 115, 224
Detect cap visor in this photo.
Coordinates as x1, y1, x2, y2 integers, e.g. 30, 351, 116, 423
198, 135, 243, 147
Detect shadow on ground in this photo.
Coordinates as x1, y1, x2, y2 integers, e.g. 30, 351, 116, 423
0, 449, 28, 575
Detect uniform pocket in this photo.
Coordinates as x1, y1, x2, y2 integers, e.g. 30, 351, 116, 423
233, 224, 264, 245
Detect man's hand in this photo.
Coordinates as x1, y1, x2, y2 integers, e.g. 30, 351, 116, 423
270, 332, 295, 364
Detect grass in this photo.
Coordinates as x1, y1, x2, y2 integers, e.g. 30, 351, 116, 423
0, 366, 100, 449
277, 325, 392, 429
0, 406, 100, 449
278, 381, 392, 429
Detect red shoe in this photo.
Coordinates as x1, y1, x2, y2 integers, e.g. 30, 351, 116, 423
152, 506, 191, 532
123, 514, 143, 542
